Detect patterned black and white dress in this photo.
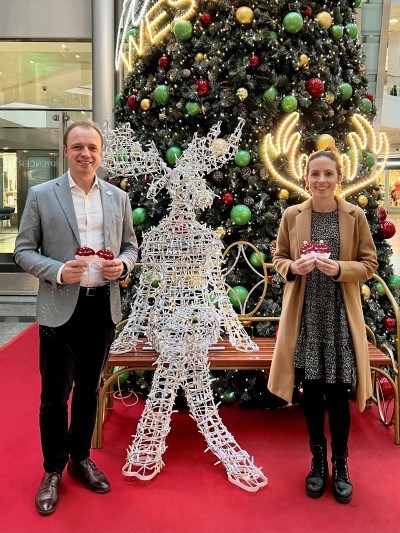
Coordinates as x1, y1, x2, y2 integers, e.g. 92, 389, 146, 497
294, 210, 356, 385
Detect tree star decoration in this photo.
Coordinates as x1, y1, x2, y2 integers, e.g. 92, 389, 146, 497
103, 120, 267, 492
260, 112, 389, 199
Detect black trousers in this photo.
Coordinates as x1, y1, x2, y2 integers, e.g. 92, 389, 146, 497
39, 287, 115, 473
302, 380, 351, 457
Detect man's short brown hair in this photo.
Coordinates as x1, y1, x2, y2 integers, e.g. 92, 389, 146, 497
63, 120, 103, 147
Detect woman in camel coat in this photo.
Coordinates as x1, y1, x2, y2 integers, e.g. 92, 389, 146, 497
268, 148, 378, 504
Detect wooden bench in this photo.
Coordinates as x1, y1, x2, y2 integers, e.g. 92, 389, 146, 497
92, 242, 400, 448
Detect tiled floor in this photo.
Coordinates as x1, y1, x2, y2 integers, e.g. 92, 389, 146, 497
0, 213, 399, 349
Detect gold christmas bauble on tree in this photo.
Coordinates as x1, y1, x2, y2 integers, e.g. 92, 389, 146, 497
212, 138, 229, 156
119, 276, 132, 289
316, 134, 335, 151
278, 189, 290, 200
357, 194, 368, 207
119, 178, 130, 191
195, 53, 204, 61
215, 226, 226, 238
299, 54, 309, 67
325, 92, 335, 104
316, 11, 333, 29
235, 6, 254, 24
361, 284, 371, 299
236, 87, 248, 101
140, 98, 151, 110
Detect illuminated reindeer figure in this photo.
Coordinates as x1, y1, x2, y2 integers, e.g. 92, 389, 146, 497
260, 112, 389, 199
104, 120, 267, 492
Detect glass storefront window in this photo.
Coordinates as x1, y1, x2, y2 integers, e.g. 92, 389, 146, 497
388, 170, 400, 207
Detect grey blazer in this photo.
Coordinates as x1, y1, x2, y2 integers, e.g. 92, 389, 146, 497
13, 173, 138, 327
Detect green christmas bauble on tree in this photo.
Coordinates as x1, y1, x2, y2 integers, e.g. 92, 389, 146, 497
346, 23, 358, 39
331, 25, 344, 40
173, 20, 193, 41
347, 147, 363, 162
234, 150, 251, 167
125, 28, 138, 40
132, 207, 147, 225
339, 83, 353, 101
228, 285, 249, 308
359, 97, 372, 113
375, 282, 386, 297
230, 204, 252, 225
220, 390, 236, 404
268, 30, 278, 41
249, 251, 266, 268
113, 366, 129, 385
387, 274, 400, 293
283, 12, 303, 34
365, 152, 375, 168
263, 86, 278, 101
166, 146, 182, 166
281, 95, 298, 112
185, 101, 201, 116
154, 85, 170, 104
353, 0, 363, 7
115, 92, 123, 105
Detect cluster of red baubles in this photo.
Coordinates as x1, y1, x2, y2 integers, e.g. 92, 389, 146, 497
377, 206, 396, 239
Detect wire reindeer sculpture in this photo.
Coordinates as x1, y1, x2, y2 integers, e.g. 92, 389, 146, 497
102, 120, 267, 492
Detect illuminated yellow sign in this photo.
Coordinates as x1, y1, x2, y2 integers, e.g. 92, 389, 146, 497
115, 0, 198, 72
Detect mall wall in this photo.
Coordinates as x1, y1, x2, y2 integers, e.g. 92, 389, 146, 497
0, 0, 91, 38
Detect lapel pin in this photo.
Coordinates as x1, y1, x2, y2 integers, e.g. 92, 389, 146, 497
106, 190, 113, 196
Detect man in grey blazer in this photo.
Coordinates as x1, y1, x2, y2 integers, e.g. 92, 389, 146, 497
14, 120, 138, 516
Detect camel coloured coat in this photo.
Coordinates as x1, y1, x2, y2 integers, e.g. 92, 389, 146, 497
267, 196, 378, 412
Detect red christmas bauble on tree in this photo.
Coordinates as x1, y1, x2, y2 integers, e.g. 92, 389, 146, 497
364, 91, 374, 105
378, 376, 394, 400
196, 79, 210, 96
200, 12, 212, 26
303, 6, 313, 17
249, 54, 260, 68
379, 220, 396, 239
377, 205, 387, 222
221, 192, 234, 205
384, 317, 396, 330
158, 55, 170, 69
305, 78, 324, 98
127, 94, 138, 110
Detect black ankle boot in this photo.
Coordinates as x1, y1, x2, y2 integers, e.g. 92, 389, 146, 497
306, 442, 329, 498
332, 452, 352, 504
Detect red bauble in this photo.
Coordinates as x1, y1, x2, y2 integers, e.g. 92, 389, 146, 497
364, 91, 374, 105
384, 317, 396, 330
377, 205, 387, 222
305, 78, 325, 98
158, 55, 170, 69
221, 192, 234, 205
379, 220, 396, 239
196, 79, 210, 96
200, 12, 212, 26
249, 54, 260, 68
303, 6, 313, 16
378, 376, 393, 400
267, 275, 274, 283
127, 94, 138, 110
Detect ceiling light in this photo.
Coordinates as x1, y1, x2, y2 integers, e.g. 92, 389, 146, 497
61, 44, 67, 48
75, 54, 80, 58
389, 18, 399, 24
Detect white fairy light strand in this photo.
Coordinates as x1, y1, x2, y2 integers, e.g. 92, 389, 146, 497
108, 121, 267, 492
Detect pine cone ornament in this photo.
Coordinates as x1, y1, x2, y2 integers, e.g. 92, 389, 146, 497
269, 240, 277, 256
212, 170, 224, 182
176, 99, 185, 109
159, 113, 167, 121
238, 104, 247, 118
182, 69, 191, 78
244, 196, 255, 207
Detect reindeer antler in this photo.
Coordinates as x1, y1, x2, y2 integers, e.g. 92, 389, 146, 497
339, 114, 389, 198
260, 112, 309, 199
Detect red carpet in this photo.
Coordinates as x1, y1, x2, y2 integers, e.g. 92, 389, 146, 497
1, 323, 400, 533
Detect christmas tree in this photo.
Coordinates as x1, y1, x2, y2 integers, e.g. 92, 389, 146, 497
109, 0, 399, 405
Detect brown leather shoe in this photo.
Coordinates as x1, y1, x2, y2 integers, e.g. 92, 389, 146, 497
67, 458, 110, 493
35, 472, 61, 516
